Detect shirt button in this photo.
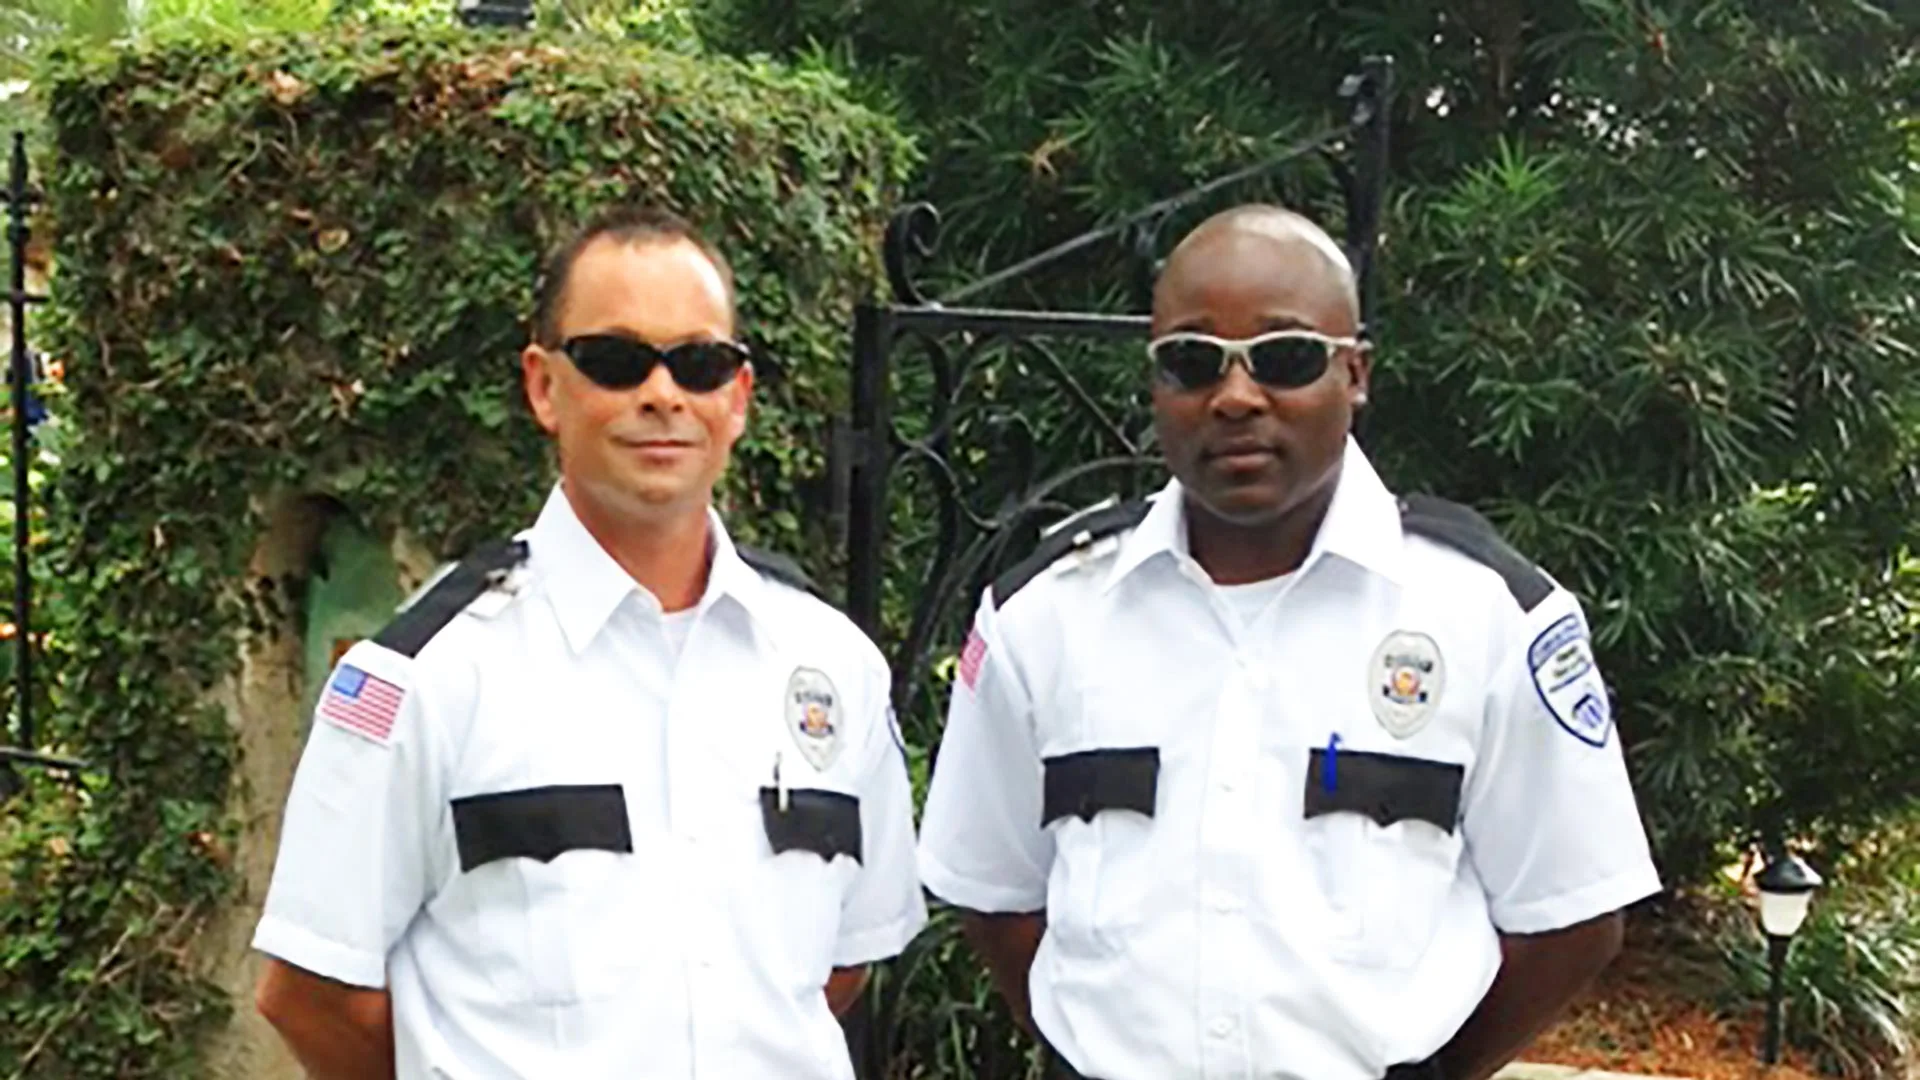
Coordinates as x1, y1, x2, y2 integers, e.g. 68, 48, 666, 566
1218, 777, 1236, 793
1210, 1017, 1235, 1038
1208, 891, 1237, 913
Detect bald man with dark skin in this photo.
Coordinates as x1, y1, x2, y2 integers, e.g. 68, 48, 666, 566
955, 206, 1631, 1080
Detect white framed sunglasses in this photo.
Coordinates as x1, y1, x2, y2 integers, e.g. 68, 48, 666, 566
1146, 329, 1364, 391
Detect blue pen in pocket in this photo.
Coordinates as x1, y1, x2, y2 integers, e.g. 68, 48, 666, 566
1324, 732, 1342, 793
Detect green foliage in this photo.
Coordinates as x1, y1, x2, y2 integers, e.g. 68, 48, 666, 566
707, 0, 1920, 900
327, 0, 449, 27
0, 0, 341, 154
0, 23, 911, 1076
866, 909, 1044, 1080
1711, 877, 1920, 1078
540, 0, 702, 46
706, 0, 1920, 1073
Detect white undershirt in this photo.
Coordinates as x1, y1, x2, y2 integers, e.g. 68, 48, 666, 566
659, 607, 699, 661
1212, 572, 1295, 630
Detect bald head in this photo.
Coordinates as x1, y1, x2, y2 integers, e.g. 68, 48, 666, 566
1153, 205, 1359, 332
1146, 203, 1371, 536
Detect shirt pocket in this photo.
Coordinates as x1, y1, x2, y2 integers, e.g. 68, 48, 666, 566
1039, 746, 1159, 955
448, 783, 648, 1005
751, 780, 863, 993
1299, 747, 1466, 971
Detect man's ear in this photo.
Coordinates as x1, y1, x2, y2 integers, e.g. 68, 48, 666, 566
1345, 342, 1372, 409
725, 362, 755, 442
523, 344, 561, 434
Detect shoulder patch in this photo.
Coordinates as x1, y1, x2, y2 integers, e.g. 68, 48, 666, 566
1529, 613, 1612, 747
738, 545, 819, 597
317, 660, 406, 747
992, 498, 1150, 608
1398, 494, 1553, 612
373, 539, 529, 658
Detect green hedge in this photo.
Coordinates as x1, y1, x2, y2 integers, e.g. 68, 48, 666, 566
0, 26, 913, 1076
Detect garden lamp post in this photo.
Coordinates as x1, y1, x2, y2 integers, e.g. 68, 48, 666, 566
456, 0, 533, 28
1755, 848, 1822, 1067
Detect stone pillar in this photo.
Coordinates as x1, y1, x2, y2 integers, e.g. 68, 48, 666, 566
194, 494, 440, 1079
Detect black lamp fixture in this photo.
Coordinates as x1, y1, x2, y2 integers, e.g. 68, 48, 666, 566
1754, 847, 1823, 1066
456, 0, 533, 28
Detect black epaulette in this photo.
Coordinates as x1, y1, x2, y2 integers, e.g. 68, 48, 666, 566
1398, 494, 1553, 612
991, 498, 1150, 609
373, 539, 530, 658
739, 545, 819, 597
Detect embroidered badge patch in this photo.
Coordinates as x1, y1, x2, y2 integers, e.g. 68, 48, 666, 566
318, 664, 404, 746
1368, 630, 1445, 738
1529, 614, 1612, 747
786, 666, 842, 771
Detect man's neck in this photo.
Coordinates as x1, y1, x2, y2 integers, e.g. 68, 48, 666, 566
1185, 474, 1339, 586
563, 481, 714, 613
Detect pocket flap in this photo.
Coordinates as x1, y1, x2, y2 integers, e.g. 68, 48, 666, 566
1042, 747, 1159, 826
450, 784, 633, 872
759, 787, 863, 863
1304, 749, 1463, 833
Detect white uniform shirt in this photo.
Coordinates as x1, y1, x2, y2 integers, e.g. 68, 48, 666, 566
254, 487, 928, 1079
918, 439, 1661, 1080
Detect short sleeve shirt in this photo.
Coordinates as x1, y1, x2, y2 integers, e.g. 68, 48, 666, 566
917, 439, 1660, 1080
253, 486, 927, 1079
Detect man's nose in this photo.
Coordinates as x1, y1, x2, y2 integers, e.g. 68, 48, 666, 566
630, 361, 686, 412
1208, 360, 1269, 419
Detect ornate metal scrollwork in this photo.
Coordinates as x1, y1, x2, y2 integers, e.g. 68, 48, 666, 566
882, 202, 942, 307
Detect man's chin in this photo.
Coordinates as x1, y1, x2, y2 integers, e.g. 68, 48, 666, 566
582, 472, 708, 517
1187, 481, 1298, 527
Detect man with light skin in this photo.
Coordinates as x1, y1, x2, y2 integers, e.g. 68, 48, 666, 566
253, 206, 926, 1079
918, 204, 1660, 1080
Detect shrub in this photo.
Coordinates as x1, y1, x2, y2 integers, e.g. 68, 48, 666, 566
1710, 878, 1920, 1078
0, 23, 913, 1075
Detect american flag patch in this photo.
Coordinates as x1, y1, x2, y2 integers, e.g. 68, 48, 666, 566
318, 664, 404, 746
958, 626, 987, 691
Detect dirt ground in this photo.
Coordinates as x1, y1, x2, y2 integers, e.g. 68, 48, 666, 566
1523, 920, 1828, 1080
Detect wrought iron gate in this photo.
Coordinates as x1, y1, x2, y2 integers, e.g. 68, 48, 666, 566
0, 131, 69, 798
834, 57, 1396, 1077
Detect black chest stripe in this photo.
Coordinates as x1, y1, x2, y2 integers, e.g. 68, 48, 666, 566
759, 787, 864, 863
450, 784, 633, 873
1041, 747, 1160, 826
1304, 748, 1464, 833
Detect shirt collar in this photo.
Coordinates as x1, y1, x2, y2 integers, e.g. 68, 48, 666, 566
528, 485, 777, 654
1104, 436, 1404, 592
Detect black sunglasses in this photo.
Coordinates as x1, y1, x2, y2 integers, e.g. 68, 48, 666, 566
1146, 330, 1362, 392
559, 334, 750, 393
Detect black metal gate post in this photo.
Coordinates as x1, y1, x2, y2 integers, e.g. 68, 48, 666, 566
0, 130, 82, 789
845, 303, 895, 637
835, 60, 1394, 1077
1341, 54, 1395, 340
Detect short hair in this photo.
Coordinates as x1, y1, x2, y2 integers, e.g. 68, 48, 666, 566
531, 205, 736, 347
1171, 204, 1359, 317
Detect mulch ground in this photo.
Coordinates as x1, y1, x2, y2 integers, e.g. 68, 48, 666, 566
1523, 916, 1829, 1080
